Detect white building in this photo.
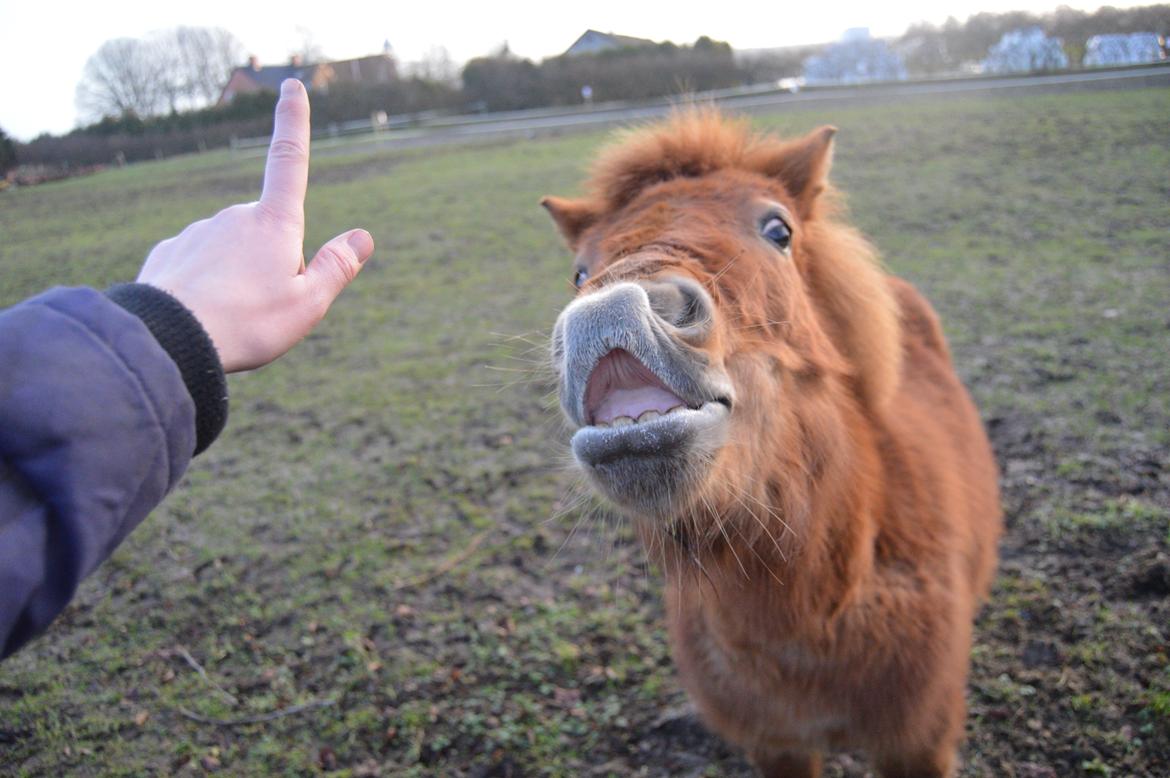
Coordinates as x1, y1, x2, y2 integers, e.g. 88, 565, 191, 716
803, 29, 907, 85
982, 27, 1069, 74
1083, 33, 1165, 67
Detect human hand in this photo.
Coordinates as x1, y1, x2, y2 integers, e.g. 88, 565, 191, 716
136, 79, 374, 373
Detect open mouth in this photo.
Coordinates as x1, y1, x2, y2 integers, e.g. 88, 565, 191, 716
571, 348, 731, 473
584, 349, 689, 426
581, 348, 730, 430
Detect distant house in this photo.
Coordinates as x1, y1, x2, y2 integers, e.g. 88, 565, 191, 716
1083, 33, 1165, 67
563, 29, 656, 57
982, 28, 1069, 74
803, 28, 907, 85
218, 47, 398, 105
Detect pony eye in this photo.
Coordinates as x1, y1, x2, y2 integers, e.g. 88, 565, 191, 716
573, 267, 589, 288
762, 216, 792, 251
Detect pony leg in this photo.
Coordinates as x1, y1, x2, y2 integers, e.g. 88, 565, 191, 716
875, 676, 965, 778
874, 747, 957, 778
750, 749, 823, 778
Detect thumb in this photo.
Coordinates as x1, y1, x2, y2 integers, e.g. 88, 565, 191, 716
306, 228, 374, 309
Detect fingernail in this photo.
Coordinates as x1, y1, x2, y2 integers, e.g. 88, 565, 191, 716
281, 79, 301, 97
347, 229, 374, 261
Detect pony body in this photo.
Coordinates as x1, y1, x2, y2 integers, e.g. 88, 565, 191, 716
544, 110, 1001, 777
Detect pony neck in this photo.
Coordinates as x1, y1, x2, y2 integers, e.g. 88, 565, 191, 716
661, 400, 884, 618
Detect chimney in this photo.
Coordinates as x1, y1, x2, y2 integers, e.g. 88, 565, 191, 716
248, 55, 260, 71
290, 53, 303, 67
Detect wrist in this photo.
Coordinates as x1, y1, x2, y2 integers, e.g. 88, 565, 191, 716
105, 283, 229, 456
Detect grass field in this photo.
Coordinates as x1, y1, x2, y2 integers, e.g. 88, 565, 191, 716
1, 85, 1168, 777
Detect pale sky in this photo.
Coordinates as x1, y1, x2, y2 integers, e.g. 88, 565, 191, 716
0, 0, 1150, 140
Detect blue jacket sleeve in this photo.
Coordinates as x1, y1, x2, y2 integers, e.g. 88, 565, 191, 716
0, 286, 226, 658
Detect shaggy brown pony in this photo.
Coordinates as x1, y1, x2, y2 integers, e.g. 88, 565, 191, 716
542, 110, 1002, 777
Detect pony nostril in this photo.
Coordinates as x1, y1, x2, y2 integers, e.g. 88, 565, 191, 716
642, 276, 712, 331
675, 283, 707, 329
643, 283, 684, 325
670, 277, 712, 331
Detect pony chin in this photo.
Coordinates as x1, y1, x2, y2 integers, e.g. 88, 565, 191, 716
570, 401, 731, 520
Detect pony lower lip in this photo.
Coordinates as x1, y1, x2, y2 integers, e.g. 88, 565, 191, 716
571, 401, 729, 467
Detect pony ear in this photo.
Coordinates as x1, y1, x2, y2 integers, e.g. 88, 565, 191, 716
541, 196, 599, 251
755, 125, 837, 218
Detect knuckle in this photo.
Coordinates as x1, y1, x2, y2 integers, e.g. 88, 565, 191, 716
223, 203, 254, 219
317, 243, 360, 285
268, 137, 308, 161
255, 200, 296, 229
210, 204, 251, 228
313, 243, 358, 287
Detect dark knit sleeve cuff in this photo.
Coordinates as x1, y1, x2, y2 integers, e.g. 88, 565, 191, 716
105, 283, 228, 456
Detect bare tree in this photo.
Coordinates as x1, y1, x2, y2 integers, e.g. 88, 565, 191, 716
406, 46, 459, 84
76, 28, 248, 122
293, 27, 326, 65
155, 34, 190, 114
169, 27, 246, 106
75, 38, 166, 121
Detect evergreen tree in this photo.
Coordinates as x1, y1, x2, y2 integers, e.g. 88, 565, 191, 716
0, 126, 17, 176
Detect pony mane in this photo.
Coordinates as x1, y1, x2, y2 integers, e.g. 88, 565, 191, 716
586, 107, 846, 214
586, 108, 763, 209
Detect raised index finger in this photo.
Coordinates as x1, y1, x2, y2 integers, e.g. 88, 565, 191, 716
260, 79, 310, 221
